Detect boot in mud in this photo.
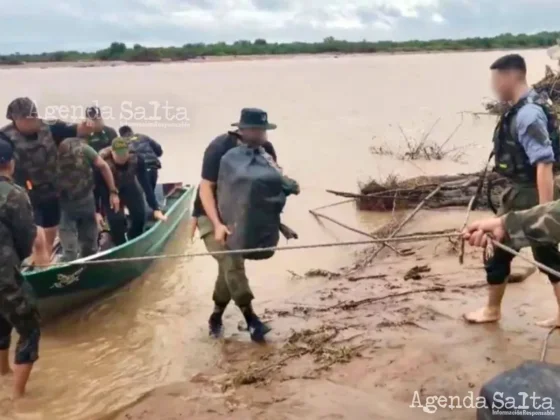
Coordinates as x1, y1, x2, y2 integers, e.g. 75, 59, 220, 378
248, 317, 271, 343
240, 304, 271, 343
208, 305, 226, 338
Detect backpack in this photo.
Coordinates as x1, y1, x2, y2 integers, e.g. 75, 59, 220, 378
217, 145, 287, 260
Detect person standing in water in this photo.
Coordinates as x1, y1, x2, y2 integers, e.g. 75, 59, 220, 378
1, 97, 94, 267
464, 54, 560, 326
0, 138, 41, 399
463, 200, 560, 326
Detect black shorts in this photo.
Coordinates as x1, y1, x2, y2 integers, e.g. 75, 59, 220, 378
32, 197, 60, 228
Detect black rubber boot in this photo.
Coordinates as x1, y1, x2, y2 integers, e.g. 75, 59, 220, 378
208, 304, 226, 338
239, 304, 271, 343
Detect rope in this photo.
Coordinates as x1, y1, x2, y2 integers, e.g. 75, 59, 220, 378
30, 232, 461, 268
28, 226, 560, 283
491, 240, 560, 281
540, 327, 558, 362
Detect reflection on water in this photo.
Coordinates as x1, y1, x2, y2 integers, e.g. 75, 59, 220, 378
0, 49, 552, 419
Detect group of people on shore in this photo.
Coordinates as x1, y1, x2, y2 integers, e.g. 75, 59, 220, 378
0, 97, 165, 398
192, 54, 560, 346
5, 51, 560, 400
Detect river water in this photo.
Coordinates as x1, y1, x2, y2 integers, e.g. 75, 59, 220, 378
0, 49, 552, 419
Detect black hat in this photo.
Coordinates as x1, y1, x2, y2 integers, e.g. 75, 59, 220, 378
119, 125, 133, 136
85, 106, 102, 119
231, 108, 276, 130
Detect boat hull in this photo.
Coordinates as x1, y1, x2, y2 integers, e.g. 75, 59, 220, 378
24, 184, 194, 321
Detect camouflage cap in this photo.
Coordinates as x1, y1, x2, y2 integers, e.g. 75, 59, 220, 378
111, 137, 129, 155
6, 97, 38, 120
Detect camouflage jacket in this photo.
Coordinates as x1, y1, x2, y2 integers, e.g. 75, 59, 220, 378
99, 147, 139, 189
0, 121, 58, 202
56, 138, 94, 202
0, 177, 37, 266
502, 200, 560, 249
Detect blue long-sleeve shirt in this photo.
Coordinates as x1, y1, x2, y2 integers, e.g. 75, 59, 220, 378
515, 90, 555, 165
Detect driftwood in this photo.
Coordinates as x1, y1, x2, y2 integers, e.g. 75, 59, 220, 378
329, 172, 509, 212
309, 209, 401, 255
541, 327, 558, 363
366, 185, 442, 262
317, 286, 446, 311
459, 196, 476, 264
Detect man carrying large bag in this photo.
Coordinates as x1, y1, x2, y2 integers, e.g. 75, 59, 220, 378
197, 108, 299, 342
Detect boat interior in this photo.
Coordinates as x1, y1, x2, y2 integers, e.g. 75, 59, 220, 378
23, 183, 185, 271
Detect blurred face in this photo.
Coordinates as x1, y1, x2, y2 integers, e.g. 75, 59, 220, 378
0, 160, 15, 176
13, 117, 41, 135
88, 118, 105, 132
111, 149, 129, 165
239, 128, 267, 146
491, 69, 519, 102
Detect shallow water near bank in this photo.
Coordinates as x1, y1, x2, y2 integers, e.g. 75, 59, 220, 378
0, 49, 554, 419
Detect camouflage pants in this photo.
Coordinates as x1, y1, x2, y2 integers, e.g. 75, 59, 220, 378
59, 194, 98, 262
0, 271, 41, 365
198, 216, 254, 307
485, 185, 560, 284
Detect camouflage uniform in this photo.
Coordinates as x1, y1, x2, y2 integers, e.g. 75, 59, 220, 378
502, 201, 560, 249
0, 121, 58, 204
56, 138, 98, 262
486, 91, 560, 284
0, 177, 40, 365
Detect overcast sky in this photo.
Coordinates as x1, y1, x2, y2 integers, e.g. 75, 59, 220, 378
0, 0, 558, 54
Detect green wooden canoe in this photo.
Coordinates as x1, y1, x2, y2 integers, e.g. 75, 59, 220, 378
24, 183, 195, 321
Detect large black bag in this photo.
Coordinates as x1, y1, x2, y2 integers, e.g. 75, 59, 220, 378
217, 145, 287, 260
477, 361, 560, 419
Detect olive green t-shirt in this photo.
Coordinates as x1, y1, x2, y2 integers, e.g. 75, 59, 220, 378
86, 127, 118, 152
82, 144, 98, 165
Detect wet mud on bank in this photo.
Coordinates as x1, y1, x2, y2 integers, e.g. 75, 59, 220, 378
115, 209, 560, 420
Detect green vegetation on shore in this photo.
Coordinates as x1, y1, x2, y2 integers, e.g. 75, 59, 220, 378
1, 32, 559, 65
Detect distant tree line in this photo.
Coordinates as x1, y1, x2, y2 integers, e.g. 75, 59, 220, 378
1, 32, 559, 65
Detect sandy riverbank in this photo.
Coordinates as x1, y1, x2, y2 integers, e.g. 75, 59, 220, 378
0, 47, 548, 71
112, 208, 558, 420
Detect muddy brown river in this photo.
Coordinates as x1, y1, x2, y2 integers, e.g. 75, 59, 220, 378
0, 49, 553, 419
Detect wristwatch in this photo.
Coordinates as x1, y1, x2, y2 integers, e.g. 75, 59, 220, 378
110, 189, 118, 195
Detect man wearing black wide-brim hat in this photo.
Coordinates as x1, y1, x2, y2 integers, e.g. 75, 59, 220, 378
195, 108, 279, 342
